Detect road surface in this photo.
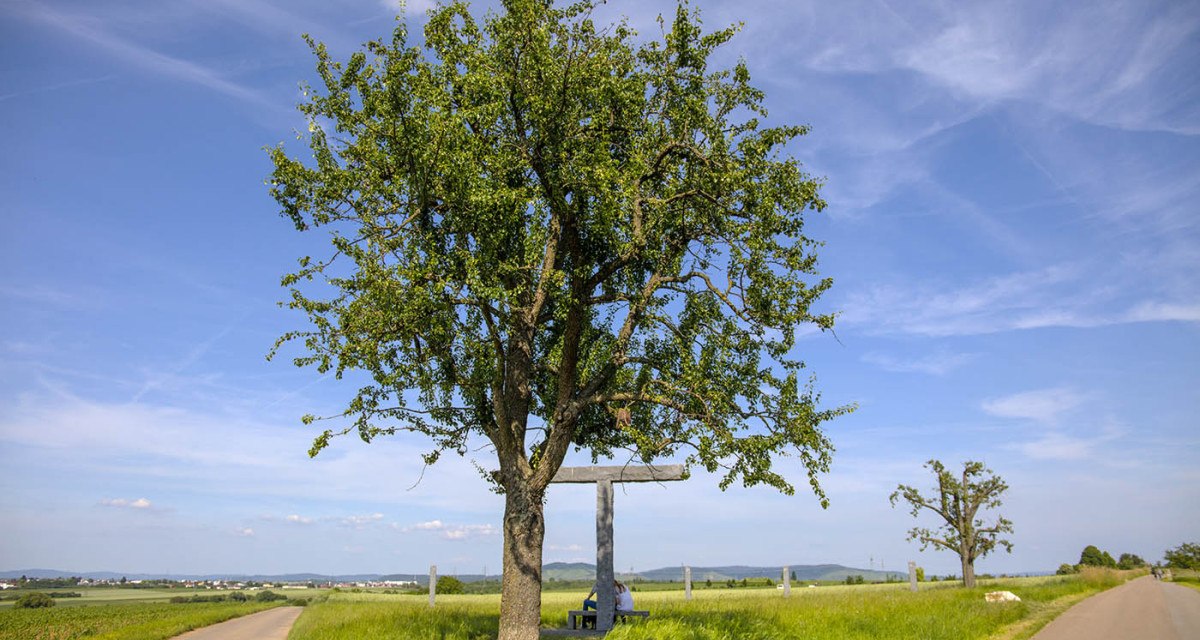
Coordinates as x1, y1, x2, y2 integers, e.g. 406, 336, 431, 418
171, 606, 304, 640
1032, 576, 1200, 640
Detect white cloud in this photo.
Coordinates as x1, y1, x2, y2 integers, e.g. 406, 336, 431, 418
1016, 432, 1094, 461
0, 390, 498, 514
442, 524, 498, 540
548, 543, 585, 553
237, 527, 256, 537
341, 513, 385, 528
781, 0, 1200, 135
286, 514, 315, 525
400, 519, 498, 540
100, 497, 155, 510
982, 388, 1083, 425
1011, 422, 1125, 461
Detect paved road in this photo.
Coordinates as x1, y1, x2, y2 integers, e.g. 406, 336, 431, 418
171, 606, 304, 640
1032, 576, 1200, 640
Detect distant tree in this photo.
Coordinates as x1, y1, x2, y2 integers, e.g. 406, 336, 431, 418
1117, 553, 1145, 570
14, 592, 55, 609
436, 576, 465, 595
890, 459, 1014, 588
1056, 563, 1079, 575
267, 2, 852, 638
705, 578, 712, 588
915, 567, 925, 582
790, 570, 797, 581
1079, 545, 1115, 567
1164, 542, 1200, 569
119, 576, 127, 585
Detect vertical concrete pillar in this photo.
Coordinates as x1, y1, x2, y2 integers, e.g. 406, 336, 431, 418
429, 565, 437, 607
783, 566, 791, 597
908, 561, 918, 592
596, 479, 615, 631
684, 566, 692, 600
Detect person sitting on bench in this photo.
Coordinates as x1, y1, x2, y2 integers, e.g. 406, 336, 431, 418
615, 580, 634, 613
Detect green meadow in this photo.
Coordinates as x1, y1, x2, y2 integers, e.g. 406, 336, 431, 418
0, 570, 1136, 640
288, 570, 1132, 640
0, 600, 284, 640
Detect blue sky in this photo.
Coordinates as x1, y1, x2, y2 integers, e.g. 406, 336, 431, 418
1, 0, 1197, 579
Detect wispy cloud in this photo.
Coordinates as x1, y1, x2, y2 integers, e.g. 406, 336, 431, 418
399, 519, 498, 540
982, 388, 1083, 425
776, 0, 1200, 135
841, 262, 1199, 337
1011, 422, 1125, 461
13, 3, 284, 114
100, 497, 159, 511
861, 348, 974, 375
340, 513, 385, 528
0, 75, 116, 103
285, 514, 314, 525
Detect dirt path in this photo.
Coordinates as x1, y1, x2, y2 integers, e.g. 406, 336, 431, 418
170, 606, 304, 640
1032, 576, 1200, 640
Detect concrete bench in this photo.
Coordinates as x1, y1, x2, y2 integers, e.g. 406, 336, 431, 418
567, 609, 650, 630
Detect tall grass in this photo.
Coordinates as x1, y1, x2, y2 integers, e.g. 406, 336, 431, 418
287, 574, 1129, 640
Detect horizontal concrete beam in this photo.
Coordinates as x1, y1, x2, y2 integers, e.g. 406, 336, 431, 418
551, 464, 686, 484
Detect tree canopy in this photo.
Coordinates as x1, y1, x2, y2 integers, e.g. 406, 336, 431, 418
267, 1, 850, 637
890, 459, 1013, 589
268, 0, 849, 498
1164, 542, 1200, 569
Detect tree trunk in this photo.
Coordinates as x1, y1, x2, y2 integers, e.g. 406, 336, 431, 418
961, 553, 976, 589
499, 481, 546, 640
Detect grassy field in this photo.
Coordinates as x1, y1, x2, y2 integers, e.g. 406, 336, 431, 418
0, 600, 284, 640
0, 587, 328, 609
0, 588, 193, 609
287, 570, 1133, 640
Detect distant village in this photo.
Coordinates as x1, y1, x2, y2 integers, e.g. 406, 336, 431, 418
0, 576, 418, 590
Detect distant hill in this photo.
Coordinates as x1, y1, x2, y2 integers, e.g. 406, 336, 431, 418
3, 563, 902, 584
545, 562, 900, 583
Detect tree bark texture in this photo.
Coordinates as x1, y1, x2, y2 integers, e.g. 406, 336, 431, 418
962, 553, 976, 589
499, 483, 546, 640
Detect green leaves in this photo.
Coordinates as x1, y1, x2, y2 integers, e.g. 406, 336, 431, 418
890, 459, 1014, 578
269, 0, 849, 499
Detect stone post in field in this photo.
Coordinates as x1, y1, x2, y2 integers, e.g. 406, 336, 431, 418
429, 565, 437, 606
684, 566, 692, 600
908, 561, 918, 592
783, 566, 791, 597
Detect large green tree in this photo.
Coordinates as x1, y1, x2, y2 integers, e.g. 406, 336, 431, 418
267, 1, 850, 637
890, 460, 1014, 588
1164, 542, 1200, 569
